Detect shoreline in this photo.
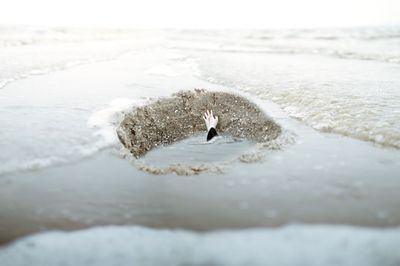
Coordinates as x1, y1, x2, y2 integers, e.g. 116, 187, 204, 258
1, 145, 400, 246
1, 43, 400, 247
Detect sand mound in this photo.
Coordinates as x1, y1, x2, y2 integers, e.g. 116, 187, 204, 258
117, 89, 282, 158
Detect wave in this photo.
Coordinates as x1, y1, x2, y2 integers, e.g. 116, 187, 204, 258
192, 51, 400, 149
0, 25, 152, 48
167, 42, 400, 65
0, 156, 67, 176
166, 27, 400, 65
0, 26, 162, 90
0, 98, 143, 176
1, 224, 399, 266
0, 50, 132, 91
171, 26, 400, 42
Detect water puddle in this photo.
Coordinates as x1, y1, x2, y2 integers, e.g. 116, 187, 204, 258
141, 134, 256, 166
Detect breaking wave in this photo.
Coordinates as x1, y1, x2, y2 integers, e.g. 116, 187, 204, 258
1, 224, 400, 266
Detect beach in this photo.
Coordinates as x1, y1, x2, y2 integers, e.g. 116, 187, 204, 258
1, 25, 400, 265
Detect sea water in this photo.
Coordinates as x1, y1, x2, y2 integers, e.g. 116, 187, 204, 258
1, 25, 399, 175
1, 25, 400, 264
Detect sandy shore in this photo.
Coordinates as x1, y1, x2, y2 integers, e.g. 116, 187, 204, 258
118, 89, 281, 158
1, 50, 400, 246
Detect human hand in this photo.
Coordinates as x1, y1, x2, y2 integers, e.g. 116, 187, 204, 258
203, 110, 218, 131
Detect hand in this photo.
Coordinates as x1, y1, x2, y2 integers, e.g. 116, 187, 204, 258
203, 110, 218, 131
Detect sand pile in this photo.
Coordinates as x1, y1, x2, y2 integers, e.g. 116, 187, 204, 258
117, 89, 281, 158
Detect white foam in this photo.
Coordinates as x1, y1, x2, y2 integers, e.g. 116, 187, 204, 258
195, 51, 400, 148
1, 225, 399, 266
0, 79, 8, 89
88, 98, 147, 147
0, 156, 67, 176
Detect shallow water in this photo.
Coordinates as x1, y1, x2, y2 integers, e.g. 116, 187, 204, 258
1, 26, 400, 175
141, 134, 255, 166
0, 26, 400, 260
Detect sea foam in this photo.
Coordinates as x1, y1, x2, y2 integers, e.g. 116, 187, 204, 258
1, 224, 399, 266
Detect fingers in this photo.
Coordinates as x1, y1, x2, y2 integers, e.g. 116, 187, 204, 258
203, 111, 210, 125
205, 110, 215, 118
203, 110, 218, 121
203, 111, 209, 120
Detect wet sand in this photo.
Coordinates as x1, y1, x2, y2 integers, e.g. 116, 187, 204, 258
1, 140, 400, 246
118, 89, 281, 158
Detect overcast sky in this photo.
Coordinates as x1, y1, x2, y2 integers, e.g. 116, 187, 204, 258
1, 0, 399, 28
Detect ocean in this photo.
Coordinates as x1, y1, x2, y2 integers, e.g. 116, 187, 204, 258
0, 25, 400, 265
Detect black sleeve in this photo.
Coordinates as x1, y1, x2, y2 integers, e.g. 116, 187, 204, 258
207, 127, 218, 141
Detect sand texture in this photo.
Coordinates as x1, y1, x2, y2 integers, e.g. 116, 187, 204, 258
117, 89, 282, 158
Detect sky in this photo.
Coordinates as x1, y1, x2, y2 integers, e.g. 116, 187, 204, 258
1, 0, 399, 29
